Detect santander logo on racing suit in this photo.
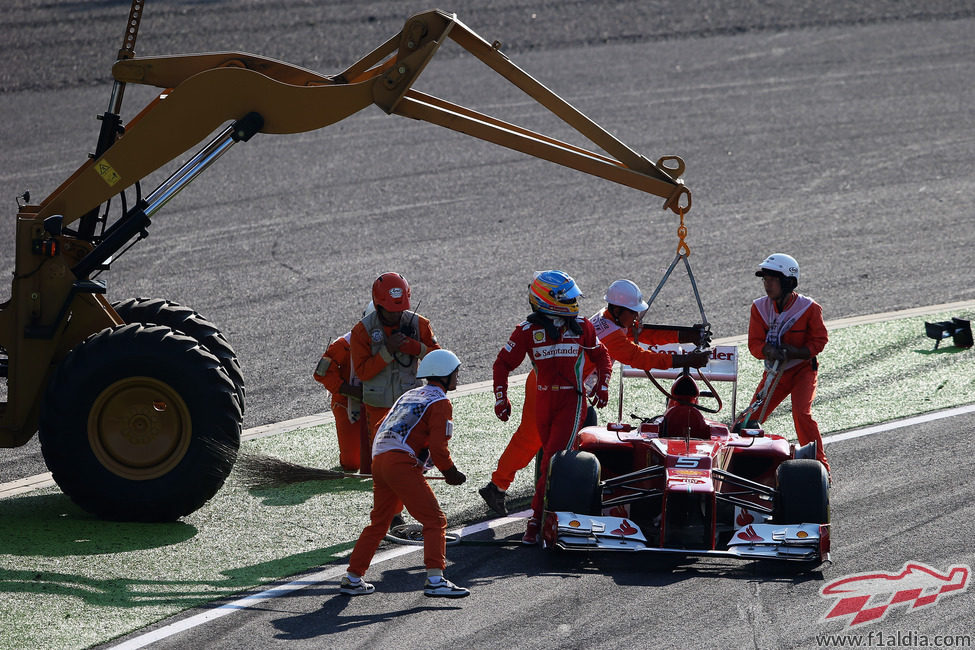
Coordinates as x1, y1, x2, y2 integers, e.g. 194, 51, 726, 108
819, 561, 970, 627
532, 343, 581, 360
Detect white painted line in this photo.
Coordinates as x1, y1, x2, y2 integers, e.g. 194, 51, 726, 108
710, 298, 975, 347
824, 299, 975, 331
242, 373, 529, 442
823, 403, 975, 445
107, 510, 531, 650
0, 471, 52, 499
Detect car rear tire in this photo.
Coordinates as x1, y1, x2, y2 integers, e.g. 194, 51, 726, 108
774, 459, 829, 524
112, 297, 245, 413
38, 324, 242, 522
545, 450, 601, 515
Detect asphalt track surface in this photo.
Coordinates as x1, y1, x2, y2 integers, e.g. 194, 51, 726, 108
0, 2, 974, 646
100, 409, 975, 649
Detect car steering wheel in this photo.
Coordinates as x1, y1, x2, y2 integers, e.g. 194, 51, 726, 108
643, 366, 723, 414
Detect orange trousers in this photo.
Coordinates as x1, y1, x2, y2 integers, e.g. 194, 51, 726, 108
491, 372, 540, 491
332, 403, 362, 472
347, 450, 448, 576
753, 362, 830, 471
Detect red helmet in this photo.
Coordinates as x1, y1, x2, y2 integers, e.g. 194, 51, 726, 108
372, 272, 411, 312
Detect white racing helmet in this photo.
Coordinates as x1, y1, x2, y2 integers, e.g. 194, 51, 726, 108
604, 279, 649, 312
417, 349, 461, 379
756, 253, 800, 280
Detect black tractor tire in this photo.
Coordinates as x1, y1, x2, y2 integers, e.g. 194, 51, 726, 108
112, 297, 245, 413
545, 450, 602, 515
38, 324, 242, 522
774, 459, 830, 525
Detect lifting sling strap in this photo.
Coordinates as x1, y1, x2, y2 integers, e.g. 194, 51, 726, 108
643, 206, 709, 327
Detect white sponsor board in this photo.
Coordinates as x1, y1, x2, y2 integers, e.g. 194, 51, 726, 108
621, 343, 738, 382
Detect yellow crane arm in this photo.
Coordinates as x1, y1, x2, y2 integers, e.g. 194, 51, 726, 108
36, 9, 689, 227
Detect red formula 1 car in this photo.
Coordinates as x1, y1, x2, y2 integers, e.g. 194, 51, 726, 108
540, 344, 830, 564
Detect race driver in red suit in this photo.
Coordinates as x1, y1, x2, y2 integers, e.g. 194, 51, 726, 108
477, 278, 709, 518
747, 253, 830, 474
492, 270, 612, 545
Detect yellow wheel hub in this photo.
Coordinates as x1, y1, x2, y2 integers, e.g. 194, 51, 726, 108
88, 376, 192, 480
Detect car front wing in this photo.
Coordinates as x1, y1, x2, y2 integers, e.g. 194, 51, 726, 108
544, 512, 830, 563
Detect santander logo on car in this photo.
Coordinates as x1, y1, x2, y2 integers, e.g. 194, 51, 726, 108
819, 561, 970, 627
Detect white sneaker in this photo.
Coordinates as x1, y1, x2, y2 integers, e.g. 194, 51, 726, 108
423, 577, 470, 598
339, 576, 375, 596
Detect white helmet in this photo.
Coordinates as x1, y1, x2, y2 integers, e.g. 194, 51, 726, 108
756, 253, 800, 281
604, 279, 649, 312
417, 349, 461, 379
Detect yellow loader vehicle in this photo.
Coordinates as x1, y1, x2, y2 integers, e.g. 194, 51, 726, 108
0, 1, 690, 521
